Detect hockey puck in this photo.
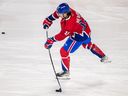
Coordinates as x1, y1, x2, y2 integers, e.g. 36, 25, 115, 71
55, 88, 62, 92
1, 32, 5, 34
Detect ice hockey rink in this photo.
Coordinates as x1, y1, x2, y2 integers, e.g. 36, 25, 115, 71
0, 0, 128, 96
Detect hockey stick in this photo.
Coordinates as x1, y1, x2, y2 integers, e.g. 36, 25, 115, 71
45, 29, 62, 92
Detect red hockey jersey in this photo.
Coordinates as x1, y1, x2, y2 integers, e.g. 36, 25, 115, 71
45, 9, 91, 41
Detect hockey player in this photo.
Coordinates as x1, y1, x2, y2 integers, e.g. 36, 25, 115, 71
43, 3, 111, 77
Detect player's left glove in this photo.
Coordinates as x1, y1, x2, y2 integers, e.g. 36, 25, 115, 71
44, 37, 56, 49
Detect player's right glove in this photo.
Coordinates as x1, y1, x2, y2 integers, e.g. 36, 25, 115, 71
44, 37, 56, 49
43, 19, 53, 29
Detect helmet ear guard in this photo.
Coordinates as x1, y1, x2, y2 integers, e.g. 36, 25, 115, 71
57, 3, 71, 14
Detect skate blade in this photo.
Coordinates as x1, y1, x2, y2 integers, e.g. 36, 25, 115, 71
56, 76, 70, 80
103, 60, 112, 63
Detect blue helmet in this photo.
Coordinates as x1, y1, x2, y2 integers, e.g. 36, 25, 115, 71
57, 3, 70, 14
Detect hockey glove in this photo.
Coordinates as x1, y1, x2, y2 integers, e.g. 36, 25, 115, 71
43, 19, 52, 29
44, 37, 56, 49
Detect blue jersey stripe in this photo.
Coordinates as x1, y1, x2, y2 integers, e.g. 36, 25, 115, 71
47, 14, 56, 21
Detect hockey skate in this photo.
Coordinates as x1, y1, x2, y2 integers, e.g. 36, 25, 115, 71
56, 71, 70, 80
101, 56, 111, 63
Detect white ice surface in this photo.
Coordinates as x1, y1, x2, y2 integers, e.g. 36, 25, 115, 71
0, 0, 128, 96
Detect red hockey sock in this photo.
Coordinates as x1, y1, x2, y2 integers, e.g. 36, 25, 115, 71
83, 42, 105, 58
60, 47, 70, 71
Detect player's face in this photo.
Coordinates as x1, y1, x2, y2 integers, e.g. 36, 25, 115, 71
58, 13, 68, 19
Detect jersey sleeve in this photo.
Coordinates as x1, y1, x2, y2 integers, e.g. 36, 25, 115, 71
46, 11, 59, 22
54, 30, 70, 41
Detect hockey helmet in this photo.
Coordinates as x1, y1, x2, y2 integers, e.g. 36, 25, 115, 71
57, 3, 70, 14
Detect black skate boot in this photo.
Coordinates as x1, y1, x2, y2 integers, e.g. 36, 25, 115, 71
101, 56, 111, 63
56, 71, 70, 77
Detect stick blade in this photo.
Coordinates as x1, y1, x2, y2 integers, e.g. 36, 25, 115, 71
55, 88, 62, 92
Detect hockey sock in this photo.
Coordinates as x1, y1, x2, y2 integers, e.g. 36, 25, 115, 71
83, 42, 105, 58
60, 47, 70, 71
